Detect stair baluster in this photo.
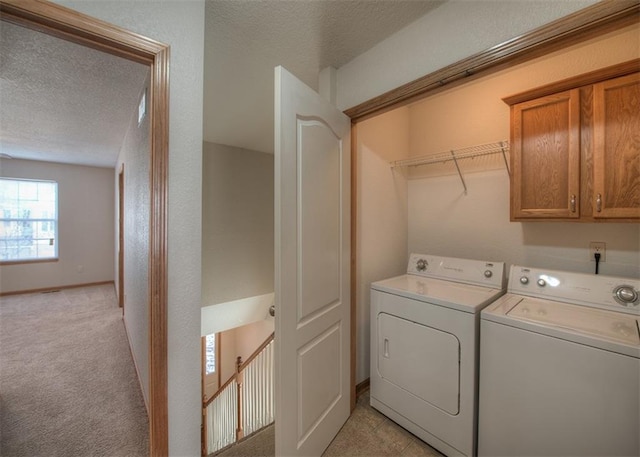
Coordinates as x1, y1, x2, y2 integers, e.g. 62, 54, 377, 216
202, 332, 274, 456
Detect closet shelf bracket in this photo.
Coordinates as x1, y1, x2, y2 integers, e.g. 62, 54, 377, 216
500, 141, 511, 176
451, 150, 467, 195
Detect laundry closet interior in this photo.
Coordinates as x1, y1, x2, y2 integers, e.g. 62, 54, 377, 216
351, 21, 639, 387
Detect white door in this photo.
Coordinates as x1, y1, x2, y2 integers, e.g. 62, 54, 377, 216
274, 66, 351, 456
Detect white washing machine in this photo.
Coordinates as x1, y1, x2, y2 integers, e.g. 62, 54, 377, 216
479, 265, 640, 456
370, 254, 506, 457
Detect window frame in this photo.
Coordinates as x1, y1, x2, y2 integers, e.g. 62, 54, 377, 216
0, 177, 59, 264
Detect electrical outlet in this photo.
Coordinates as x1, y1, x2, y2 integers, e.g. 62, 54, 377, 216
589, 242, 606, 262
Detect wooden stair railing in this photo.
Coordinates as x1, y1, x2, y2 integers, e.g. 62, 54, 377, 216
202, 332, 275, 456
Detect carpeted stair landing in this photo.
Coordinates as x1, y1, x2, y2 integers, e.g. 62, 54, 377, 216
213, 424, 275, 457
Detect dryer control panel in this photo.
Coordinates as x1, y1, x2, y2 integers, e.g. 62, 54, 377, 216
407, 253, 505, 290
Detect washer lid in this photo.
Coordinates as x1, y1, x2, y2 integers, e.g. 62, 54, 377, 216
508, 298, 640, 346
483, 294, 640, 357
372, 274, 505, 313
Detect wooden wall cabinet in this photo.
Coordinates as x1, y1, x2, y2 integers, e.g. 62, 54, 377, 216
592, 73, 640, 219
510, 90, 581, 219
505, 62, 639, 222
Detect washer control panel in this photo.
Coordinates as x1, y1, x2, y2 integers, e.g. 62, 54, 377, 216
510, 265, 640, 315
407, 253, 505, 289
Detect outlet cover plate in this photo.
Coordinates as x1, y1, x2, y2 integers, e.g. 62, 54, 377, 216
589, 242, 606, 262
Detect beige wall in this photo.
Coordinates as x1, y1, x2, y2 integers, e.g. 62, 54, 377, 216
202, 142, 274, 306
116, 74, 151, 407
356, 25, 640, 383
218, 319, 274, 388
355, 107, 411, 383
235, 319, 274, 363
0, 159, 114, 294
219, 329, 237, 390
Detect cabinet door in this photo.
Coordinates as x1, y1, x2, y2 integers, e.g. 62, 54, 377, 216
593, 73, 640, 219
511, 90, 581, 220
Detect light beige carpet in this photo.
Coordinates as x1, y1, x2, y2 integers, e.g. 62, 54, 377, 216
214, 390, 443, 457
0, 284, 148, 456
214, 424, 275, 457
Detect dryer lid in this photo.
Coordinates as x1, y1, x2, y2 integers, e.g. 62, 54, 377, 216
372, 274, 505, 313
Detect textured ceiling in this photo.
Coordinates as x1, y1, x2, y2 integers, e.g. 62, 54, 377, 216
203, 0, 444, 153
0, 21, 149, 168
1, 1, 443, 167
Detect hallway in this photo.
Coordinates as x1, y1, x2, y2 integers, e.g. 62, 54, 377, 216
0, 284, 148, 456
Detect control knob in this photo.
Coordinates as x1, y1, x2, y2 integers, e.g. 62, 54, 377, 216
537, 278, 546, 287
416, 258, 428, 272
520, 276, 529, 285
484, 270, 493, 278
613, 285, 638, 306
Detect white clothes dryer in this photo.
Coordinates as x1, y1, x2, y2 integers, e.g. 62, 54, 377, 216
370, 254, 506, 457
478, 265, 640, 456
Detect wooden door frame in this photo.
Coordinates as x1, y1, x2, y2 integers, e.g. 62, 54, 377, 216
345, 0, 638, 410
118, 164, 125, 309
0, 1, 170, 455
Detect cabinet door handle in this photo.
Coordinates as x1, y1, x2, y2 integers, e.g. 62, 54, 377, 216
570, 194, 576, 213
596, 193, 602, 213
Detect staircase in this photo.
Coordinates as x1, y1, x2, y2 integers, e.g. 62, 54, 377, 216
202, 332, 275, 456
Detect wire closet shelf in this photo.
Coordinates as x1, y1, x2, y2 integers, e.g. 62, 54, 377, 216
390, 140, 510, 169
389, 140, 510, 194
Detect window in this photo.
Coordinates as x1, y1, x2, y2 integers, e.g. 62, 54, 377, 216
0, 178, 58, 262
202, 332, 221, 400
205, 333, 216, 375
